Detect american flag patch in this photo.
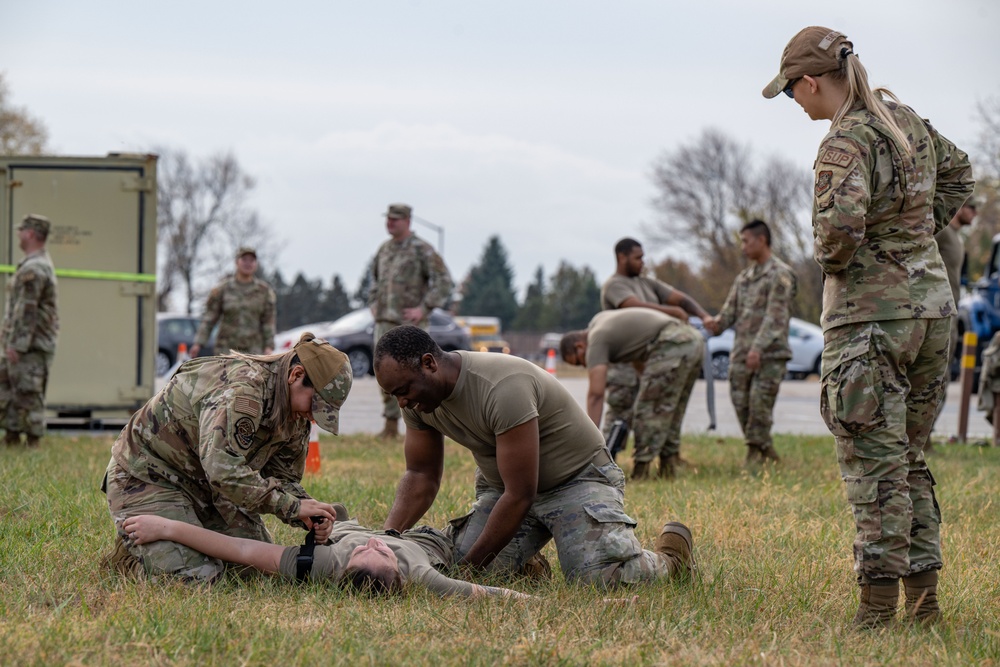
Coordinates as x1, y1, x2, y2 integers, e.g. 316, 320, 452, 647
234, 396, 261, 417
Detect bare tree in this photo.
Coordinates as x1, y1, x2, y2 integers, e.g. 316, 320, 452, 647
961, 97, 1000, 282
155, 148, 276, 313
0, 72, 48, 155
646, 128, 819, 321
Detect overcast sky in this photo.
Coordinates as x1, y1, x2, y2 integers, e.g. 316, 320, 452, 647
3, 1, 998, 312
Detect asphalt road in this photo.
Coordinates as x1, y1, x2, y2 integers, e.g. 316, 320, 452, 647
337, 373, 995, 441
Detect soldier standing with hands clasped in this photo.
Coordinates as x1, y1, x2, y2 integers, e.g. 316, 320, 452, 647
763, 26, 974, 628
0, 214, 59, 448
368, 203, 453, 440
191, 247, 276, 358
705, 220, 796, 465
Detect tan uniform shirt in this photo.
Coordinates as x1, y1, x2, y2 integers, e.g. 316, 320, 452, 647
585, 309, 690, 366
402, 351, 605, 493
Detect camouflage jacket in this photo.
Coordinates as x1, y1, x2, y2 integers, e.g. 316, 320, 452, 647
368, 234, 453, 327
716, 256, 796, 362
812, 100, 974, 331
110, 356, 312, 525
1, 250, 59, 354
195, 277, 276, 354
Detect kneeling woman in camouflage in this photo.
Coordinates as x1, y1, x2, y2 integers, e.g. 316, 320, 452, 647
121, 513, 529, 599
763, 28, 974, 626
104, 333, 353, 583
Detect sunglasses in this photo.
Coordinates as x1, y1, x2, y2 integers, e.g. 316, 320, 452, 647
783, 77, 801, 99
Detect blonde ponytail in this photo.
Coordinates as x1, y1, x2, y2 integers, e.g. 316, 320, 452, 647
829, 51, 913, 155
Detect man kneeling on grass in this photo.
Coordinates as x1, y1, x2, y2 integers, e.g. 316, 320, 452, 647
120, 511, 529, 599
373, 325, 695, 587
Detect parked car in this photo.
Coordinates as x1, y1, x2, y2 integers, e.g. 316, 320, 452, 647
156, 313, 215, 377
690, 316, 823, 381
273, 308, 472, 377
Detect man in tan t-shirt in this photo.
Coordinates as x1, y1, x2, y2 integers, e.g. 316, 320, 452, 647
561, 309, 704, 480
372, 325, 696, 587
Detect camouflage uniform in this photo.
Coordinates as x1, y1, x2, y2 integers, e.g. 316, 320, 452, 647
194, 277, 277, 355
0, 248, 58, 441
104, 356, 315, 582
715, 256, 796, 457
448, 457, 687, 585
814, 100, 974, 582
368, 234, 452, 420
598, 274, 674, 439
976, 330, 1000, 422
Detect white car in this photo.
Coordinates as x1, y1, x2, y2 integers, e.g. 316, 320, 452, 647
691, 317, 824, 381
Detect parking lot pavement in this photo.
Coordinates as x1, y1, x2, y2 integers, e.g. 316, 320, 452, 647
336, 375, 994, 441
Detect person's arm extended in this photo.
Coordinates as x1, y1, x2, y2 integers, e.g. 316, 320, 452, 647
457, 419, 539, 569
123, 515, 285, 574
618, 295, 688, 321
383, 426, 445, 532
587, 364, 609, 427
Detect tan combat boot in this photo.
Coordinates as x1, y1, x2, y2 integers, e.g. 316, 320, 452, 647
378, 418, 400, 441
745, 445, 763, 465
519, 551, 553, 581
853, 579, 899, 629
631, 461, 650, 480
101, 535, 144, 577
658, 454, 679, 479
4, 431, 21, 446
25, 435, 41, 448
759, 446, 781, 463
653, 521, 696, 577
903, 571, 941, 625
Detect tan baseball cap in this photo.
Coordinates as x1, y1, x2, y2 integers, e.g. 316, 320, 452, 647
762, 27, 853, 99
385, 203, 412, 219
294, 334, 353, 435
19, 214, 51, 237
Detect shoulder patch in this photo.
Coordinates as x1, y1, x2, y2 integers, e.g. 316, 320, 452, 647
819, 149, 855, 168
816, 170, 833, 197
234, 396, 261, 417
233, 416, 257, 449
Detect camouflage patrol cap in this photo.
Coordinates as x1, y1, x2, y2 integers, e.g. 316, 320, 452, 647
235, 247, 257, 259
18, 214, 51, 237
385, 203, 412, 220
762, 27, 853, 99
294, 334, 353, 434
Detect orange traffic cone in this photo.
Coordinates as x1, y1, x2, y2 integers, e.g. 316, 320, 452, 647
177, 342, 190, 363
305, 420, 321, 474
545, 348, 558, 376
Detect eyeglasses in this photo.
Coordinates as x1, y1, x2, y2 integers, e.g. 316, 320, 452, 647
782, 78, 801, 99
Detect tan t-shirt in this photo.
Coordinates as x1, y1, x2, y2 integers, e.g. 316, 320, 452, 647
586, 309, 692, 366
600, 274, 673, 311
402, 351, 605, 493
277, 521, 477, 597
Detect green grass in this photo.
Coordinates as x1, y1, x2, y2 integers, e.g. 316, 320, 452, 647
1, 432, 998, 666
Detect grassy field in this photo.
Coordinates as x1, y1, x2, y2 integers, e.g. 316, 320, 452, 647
1, 432, 998, 666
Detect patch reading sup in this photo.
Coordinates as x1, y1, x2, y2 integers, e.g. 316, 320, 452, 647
819, 149, 854, 168
234, 416, 257, 449
816, 170, 833, 197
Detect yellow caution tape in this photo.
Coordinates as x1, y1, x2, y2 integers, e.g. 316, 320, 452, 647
0, 265, 156, 282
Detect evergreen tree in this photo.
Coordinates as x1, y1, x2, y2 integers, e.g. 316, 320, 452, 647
543, 261, 600, 331
512, 265, 547, 331
460, 236, 519, 327
353, 260, 374, 310
320, 274, 352, 322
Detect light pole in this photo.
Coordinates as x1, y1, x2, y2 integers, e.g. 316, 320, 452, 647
411, 216, 445, 256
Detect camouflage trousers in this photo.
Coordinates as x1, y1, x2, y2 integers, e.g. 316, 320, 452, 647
728, 357, 786, 452
0, 349, 53, 438
104, 459, 273, 583
819, 318, 949, 582
602, 363, 640, 439
446, 456, 684, 586
375, 320, 428, 421
632, 329, 704, 462
977, 329, 1000, 422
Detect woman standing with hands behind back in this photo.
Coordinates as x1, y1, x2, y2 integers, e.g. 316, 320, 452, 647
763, 27, 974, 628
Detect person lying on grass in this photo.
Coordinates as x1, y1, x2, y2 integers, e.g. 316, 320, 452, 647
121, 514, 531, 599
